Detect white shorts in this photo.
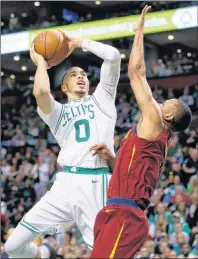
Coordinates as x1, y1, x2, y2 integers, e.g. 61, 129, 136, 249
20, 167, 111, 248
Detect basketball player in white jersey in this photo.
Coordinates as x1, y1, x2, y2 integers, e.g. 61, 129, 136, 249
4, 33, 121, 258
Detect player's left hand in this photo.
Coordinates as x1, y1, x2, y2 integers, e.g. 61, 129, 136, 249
58, 29, 83, 56
90, 143, 114, 161
30, 43, 51, 69
134, 5, 151, 33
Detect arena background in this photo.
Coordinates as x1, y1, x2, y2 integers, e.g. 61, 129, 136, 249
1, 1, 198, 258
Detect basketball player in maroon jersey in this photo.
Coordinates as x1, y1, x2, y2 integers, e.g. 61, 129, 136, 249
89, 5, 192, 259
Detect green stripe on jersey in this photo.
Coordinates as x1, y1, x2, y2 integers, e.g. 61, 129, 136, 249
92, 95, 112, 119
20, 222, 38, 234
63, 166, 111, 175
20, 219, 40, 234
54, 105, 65, 135
105, 174, 108, 204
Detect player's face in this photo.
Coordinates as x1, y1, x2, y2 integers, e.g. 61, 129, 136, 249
62, 68, 89, 97
159, 99, 178, 122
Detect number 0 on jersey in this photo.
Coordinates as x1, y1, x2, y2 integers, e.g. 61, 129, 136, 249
74, 119, 90, 142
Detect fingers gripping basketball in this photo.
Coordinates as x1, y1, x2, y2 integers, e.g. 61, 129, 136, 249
34, 30, 70, 67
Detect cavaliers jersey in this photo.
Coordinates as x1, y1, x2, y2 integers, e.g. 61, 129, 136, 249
107, 125, 171, 207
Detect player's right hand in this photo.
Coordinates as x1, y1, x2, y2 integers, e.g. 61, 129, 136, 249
58, 29, 83, 50
30, 44, 51, 69
134, 5, 151, 33
90, 143, 114, 161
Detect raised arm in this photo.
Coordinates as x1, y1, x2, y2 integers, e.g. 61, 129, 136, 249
128, 6, 163, 129
82, 40, 121, 101
61, 33, 121, 102
30, 45, 54, 114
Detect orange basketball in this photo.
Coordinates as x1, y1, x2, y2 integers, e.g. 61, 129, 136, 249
33, 29, 69, 67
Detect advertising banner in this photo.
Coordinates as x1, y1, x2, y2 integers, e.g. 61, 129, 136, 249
1, 6, 197, 54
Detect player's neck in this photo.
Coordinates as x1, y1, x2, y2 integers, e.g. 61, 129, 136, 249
68, 93, 86, 101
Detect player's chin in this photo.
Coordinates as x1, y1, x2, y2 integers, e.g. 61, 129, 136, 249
75, 89, 87, 96
76, 87, 88, 94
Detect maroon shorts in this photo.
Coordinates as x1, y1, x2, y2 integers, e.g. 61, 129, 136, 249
90, 204, 148, 258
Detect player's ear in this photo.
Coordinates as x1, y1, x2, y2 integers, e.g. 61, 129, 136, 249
61, 84, 68, 93
164, 113, 174, 121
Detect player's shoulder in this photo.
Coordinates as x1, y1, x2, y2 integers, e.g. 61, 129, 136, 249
54, 99, 62, 105
53, 99, 66, 110
82, 95, 92, 103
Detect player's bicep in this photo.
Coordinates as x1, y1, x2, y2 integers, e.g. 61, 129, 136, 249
37, 99, 63, 132
130, 75, 162, 124
35, 92, 54, 114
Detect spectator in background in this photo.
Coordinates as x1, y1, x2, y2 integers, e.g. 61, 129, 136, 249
168, 175, 186, 196
168, 211, 191, 236
168, 135, 181, 157
186, 130, 198, 148
180, 243, 191, 258
173, 232, 187, 255
187, 175, 197, 195
149, 202, 172, 226
182, 148, 198, 187
1, 160, 11, 176
156, 214, 168, 233
31, 155, 50, 200
27, 119, 39, 137
177, 201, 188, 219
186, 192, 198, 229
144, 239, 155, 258
179, 86, 195, 110
9, 13, 21, 31
21, 177, 36, 207
135, 246, 150, 258
169, 222, 190, 246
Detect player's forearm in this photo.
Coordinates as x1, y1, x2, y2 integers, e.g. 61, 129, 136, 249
107, 156, 115, 172
81, 39, 120, 100
33, 61, 51, 97
128, 29, 146, 78
128, 28, 153, 102
81, 39, 120, 63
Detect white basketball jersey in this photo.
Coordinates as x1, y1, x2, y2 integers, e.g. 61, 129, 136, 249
38, 90, 116, 168
38, 39, 121, 169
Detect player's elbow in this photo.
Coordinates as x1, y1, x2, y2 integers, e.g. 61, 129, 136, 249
128, 65, 146, 79
33, 88, 50, 97
107, 48, 121, 64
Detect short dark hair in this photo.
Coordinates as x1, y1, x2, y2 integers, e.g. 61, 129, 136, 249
61, 66, 82, 85
170, 100, 192, 132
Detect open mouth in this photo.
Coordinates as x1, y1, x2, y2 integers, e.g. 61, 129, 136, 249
77, 81, 86, 87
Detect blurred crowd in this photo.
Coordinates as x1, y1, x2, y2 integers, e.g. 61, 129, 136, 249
70, 49, 198, 82
1, 80, 198, 258
1, 1, 196, 34
148, 52, 198, 78
2, 45, 197, 97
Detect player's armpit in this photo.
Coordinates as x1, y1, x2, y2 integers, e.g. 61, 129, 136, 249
130, 74, 163, 128
37, 98, 63, 132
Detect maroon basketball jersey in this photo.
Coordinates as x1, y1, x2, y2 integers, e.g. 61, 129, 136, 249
107, 125, 171, 208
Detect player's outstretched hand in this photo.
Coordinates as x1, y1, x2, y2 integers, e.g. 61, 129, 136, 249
30, 44, 51, 69
58, 29, 83, 57
134, 5, 151, 33
90, 143, 114, 161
